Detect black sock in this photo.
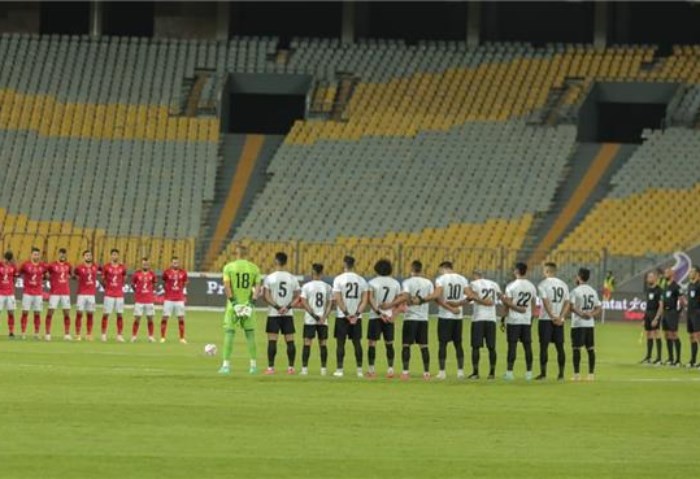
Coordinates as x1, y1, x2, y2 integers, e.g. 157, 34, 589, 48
524, 342, 533, 371
646, 338, 653, 359
507, 342, 517, 370
472, 347, 480, 375
353, 339, 363, 367
666, 339, 675, 363
336, 339, 346, 369
286, 340, 296, 367
267, 340, 277, 368
420, 347, 430, 373
402, 345, 410, 371
573, 348, 581, 374
386, 343, 395, 368
587, 349, 596, 374
320, 345, 328, 368
455, 341, 464, 370
555, 343, 566, 377
655, 339, 662, 361
539, 342, 549, 375
368, 345, 376, 367
438, 341, 447, 370
691, 342, 698, 364
488, 347, 497, 375
302, 345, 311, 367
675, 339, 681, 363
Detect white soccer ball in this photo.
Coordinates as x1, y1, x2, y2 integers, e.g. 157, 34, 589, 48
204, 343, 218, 356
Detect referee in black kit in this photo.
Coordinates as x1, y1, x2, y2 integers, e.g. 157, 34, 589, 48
684, 266, 700, 368
662, 267, 682, 366
641, 270, 663, 365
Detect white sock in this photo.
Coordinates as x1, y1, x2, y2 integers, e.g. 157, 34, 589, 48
250, 359, 256, 368
402, 370, 409, 374
457, 369, 464, 375
223, 360, 230, 367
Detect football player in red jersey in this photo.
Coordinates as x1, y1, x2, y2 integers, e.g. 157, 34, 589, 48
131, 257, 157, 343
73, 250, 99, 341
0, 251, 19, 338
19, 247, 47, 339
101, 248, 127, 342
160, 256, 188, 344
45, 248, 73, 341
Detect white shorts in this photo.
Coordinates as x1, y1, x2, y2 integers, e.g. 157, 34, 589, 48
103, 296, 125, 314
49, 295, 71, 310
134, 303, 155, 317
0, 295, 16, 311
76, 295, 96, 312
163, 300, 185, 318
22, 294, 43, 312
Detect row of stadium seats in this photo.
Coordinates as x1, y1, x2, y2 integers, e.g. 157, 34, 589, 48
287, 47, 667, 144
0, 90, 217, 141
0, 208, 195, 269
231, 121, 574, 243
0, 130, 216, 238
556, 128, 700, 255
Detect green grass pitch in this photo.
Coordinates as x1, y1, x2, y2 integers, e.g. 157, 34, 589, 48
0, 309, 697, 479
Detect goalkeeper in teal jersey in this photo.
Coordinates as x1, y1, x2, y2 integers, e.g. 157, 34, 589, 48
218, 245, 262, 375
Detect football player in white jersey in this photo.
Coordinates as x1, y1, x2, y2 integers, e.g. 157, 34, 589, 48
262, 252, 301, 375
465, 270, 502, 379
366, 259, 401, 378
433, 261, 469, 380
569, 267, 601, 381
500, 262, 538, 381
332, 256, 369, 378
536, 262, 570, 381
387, 260, 435, 380
299, 263, 333, 376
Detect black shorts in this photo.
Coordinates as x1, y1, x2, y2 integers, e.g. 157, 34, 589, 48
266, 315, 295, 335
689, 312, 700, 334
662, 311, 680, 332
438, 318, 463, 343
506, 324, 532, 344
471, 321, 496, 349
367, 318, 395, 342
644, 314, 660, 331
303, 324, 329, 340
571, 327, 595, 349
538, 320, 564, 345
402, 320, 429, 345
334, 317, 362, 341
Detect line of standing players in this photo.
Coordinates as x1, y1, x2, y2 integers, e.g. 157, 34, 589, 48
0, 247, 189, 343
640, 266, 700, 368
255, 252, 601, 381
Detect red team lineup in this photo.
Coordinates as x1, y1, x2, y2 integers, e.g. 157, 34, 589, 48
0, 248, 189, 343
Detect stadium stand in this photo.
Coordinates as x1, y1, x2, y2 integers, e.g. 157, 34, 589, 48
0, 35, 218, 268
3, 34, 700, 274
556, 128, 700, 256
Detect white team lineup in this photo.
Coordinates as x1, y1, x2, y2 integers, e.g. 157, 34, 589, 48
1, 244, 605, 382
218, 246, 603, 382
